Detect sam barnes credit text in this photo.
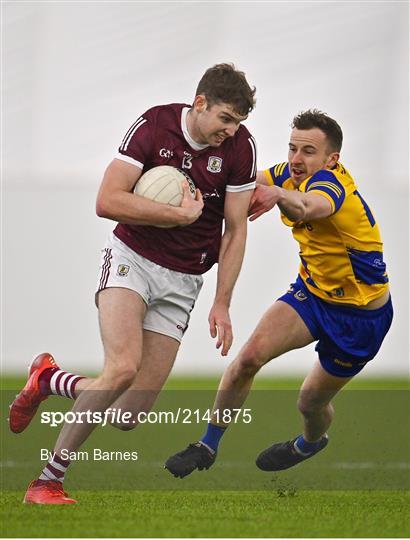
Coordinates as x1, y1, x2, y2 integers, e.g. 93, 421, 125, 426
40, 449, 138, 461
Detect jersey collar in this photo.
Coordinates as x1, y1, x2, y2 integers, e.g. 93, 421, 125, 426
181, 107, 209, 151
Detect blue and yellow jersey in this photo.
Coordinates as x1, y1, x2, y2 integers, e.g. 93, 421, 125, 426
264, 162, 389, 306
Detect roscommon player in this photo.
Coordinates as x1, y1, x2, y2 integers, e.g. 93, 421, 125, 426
9, 63, 258, 504
165, 109, 393, 477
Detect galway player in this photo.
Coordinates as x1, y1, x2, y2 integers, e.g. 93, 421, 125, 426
165, 109, 393, 478
10, 63, 257, 504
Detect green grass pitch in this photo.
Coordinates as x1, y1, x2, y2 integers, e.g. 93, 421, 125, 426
1, 376, 409, 537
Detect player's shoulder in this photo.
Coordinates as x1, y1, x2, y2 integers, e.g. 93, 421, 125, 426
237, 123, 254, 138
233, 123, 255, 146
302, 162, 358, 214
140, 102, 189, 123
226, 124, 256, 156
307, 162, 356, 191
265, 162, 290, 187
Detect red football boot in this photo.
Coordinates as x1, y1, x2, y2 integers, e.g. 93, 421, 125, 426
23, 479, 77, 504
9, 352, 58, 433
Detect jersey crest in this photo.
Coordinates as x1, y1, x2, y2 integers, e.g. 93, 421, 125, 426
207, 156, 223, 173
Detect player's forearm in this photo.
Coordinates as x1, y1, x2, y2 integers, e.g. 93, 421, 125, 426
96, 191, 191, 227
276, 188, 308, 221
213, 226, 247, 307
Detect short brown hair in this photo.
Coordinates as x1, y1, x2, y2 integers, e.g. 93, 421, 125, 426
195, 63, 256, 117
292, 109, 343, 152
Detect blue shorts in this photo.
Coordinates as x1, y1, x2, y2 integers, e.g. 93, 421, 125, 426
278, 276, 393, 377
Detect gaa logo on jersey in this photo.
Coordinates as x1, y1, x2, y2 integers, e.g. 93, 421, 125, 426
117, 264, 130, 277
207, 156, 222, 173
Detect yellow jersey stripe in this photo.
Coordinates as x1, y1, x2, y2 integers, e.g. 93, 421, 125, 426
307, 181, 343, 197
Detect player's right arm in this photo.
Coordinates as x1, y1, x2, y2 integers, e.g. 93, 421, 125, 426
96, 158, 203, 227
249, 166, 342, 222
247, 170, 278, 218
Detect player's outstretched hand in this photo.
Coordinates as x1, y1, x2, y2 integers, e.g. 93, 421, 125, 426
208, 303, 233, 356
179, 181, 204, 225
248, 184, 281, 221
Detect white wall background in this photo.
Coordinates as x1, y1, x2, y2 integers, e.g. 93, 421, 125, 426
2, 1, 409, 376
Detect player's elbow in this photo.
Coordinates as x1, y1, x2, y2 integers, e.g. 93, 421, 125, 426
96, 195, 112, 219
292, 199, 309, 221
282, 207, 305, 222
95, 202, 105, 218
289, 199, 309, 222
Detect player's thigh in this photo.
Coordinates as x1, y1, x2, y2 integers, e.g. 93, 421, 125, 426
97, 287, 147, 370
299, 360, 353, 410
112, 330, 180, 414
242, 300, 315, 364
132, 329, 180, 391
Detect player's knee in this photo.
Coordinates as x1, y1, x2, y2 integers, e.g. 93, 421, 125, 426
298, 398, 314, 418
111, 421, 137, 431
297, 387, 334, 417
111, 412, 149, 431
102, 364, 138, 391
236, 339, 268, 376
116, 367, 138, 390
297, 394, 325, 417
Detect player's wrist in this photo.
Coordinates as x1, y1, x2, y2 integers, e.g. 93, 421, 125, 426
176, 199, 204, 226
172, 206, 194, 226
275, 186, 287, 205
212, 297, 231, 310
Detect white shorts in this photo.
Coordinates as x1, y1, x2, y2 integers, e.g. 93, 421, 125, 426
96, 233, 203, 342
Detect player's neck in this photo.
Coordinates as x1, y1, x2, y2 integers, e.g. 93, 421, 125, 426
186, 109, 207, 146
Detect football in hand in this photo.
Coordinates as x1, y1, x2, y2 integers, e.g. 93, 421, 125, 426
134, 166, 196, 206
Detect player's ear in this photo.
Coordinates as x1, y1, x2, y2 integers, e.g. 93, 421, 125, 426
327, 152, 339, 169
193, 95, 207, 112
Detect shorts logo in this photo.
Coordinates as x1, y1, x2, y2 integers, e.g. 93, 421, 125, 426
207, 156, 222, 173
177, 323, 188, 334
294, 290, 307, 301
334, 358, 352, 368
117, 264, 130, 277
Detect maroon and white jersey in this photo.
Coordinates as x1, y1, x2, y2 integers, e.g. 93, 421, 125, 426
113, 103, 257, 274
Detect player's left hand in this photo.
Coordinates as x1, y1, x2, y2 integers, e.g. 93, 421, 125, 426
248, 184, 281, 221
208, 303, 233, 356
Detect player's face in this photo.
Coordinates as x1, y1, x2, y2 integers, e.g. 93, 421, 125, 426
193, 97, 247, 147
288, 128, 339, 186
